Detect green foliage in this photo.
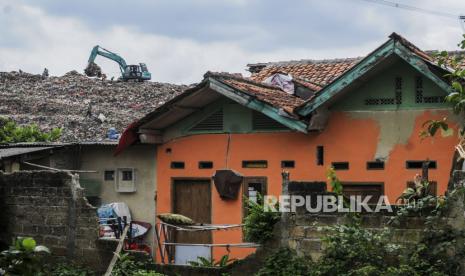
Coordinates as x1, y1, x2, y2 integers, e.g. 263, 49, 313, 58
255, 248, 311, 276
187, 254, 235, 267
326, 167, 342, 195
112, 253, 164, 276
0, 117, 62, 143
45, 262, 95, 276
422, 36, 465, 138
243, 195, 280, 244
0, 237, 50, 276
420, 118, 452, 139
401, 225, 464, 276
311, 218, 401, 276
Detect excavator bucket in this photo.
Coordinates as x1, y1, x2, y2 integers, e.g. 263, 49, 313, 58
84, 62, 102, 78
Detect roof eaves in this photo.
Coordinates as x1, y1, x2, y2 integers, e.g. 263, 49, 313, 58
134, 80, 208, 129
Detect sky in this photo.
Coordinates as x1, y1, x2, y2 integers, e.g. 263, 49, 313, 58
0, 0, 464, 84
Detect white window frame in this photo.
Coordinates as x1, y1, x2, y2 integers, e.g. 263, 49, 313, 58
116, 168, 136, 193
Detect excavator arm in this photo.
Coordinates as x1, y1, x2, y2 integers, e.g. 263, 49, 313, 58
87, 45, 128, 75
85, 45, 151, 81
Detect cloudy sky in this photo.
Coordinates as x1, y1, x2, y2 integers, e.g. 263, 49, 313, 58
0, 0, 464, 84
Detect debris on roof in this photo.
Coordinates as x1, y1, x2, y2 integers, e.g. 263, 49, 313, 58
248, 58, 362, 87
263, 73, 295, 95
206, 72, 305, 115
0, 70, 187, 142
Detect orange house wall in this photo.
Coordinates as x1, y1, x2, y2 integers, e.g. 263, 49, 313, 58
155, 110, 458, 261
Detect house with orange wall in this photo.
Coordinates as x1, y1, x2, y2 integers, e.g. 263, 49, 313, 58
119, 33, 462, 263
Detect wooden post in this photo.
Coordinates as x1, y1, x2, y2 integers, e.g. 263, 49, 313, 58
104, 225, 129, 276
422, 160, 430, 182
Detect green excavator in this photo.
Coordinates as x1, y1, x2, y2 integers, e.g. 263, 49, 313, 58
84, 45, 151, 82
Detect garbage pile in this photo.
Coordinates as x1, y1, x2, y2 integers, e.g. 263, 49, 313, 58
0, 70, 188, 142
84, 62, 102, 78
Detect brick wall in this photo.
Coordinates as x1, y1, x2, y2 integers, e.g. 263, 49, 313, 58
278, 171, 465, 261
0, 171, 115, 272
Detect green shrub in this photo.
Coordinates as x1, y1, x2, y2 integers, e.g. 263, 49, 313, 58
112, 253, 164, 276
311, 218, 401, 276
46, 262, 95, 276
0, 117, 62, 143
256, 248, 311, 276
0, 237, 50, 276
243, 196, 280, 244
188, 255, 236, 267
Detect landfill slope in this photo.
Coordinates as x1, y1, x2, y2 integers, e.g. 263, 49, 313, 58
0, 71, 187, 142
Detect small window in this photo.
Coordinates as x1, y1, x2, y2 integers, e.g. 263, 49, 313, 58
171, 162, 185, 169
199, 161, 213, 169
332, 162, 349, 170
104, 170, 115, 181
242, 160, 268, 168
367, 161, 384, 170
116, 168, 136, 193
122, 170, 133, 181
406, 160, 437, 169
281, 160, 295, 168
316, 146, 324, 166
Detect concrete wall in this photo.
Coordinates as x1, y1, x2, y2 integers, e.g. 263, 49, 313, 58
78, 144, 157, 249
0, 171, 115, 272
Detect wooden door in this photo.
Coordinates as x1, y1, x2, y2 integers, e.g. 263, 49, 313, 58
172, 179, 212, 244
342, 183, 384, 204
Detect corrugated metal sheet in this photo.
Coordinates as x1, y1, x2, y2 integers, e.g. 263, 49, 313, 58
0, 147, 55, 159
0, 141, 118, 148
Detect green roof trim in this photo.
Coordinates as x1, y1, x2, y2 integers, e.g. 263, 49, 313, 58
208, 77, 308, 133
296, 37, 453, 116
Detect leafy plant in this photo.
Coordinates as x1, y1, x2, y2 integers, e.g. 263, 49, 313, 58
397, 174, 432, 203
326, 167, 343, 195
420, 118, 452, 139
243, 195, 280, 244
45, 262, 95, 276
0, 237, 50, 276
112, 253, 164, 276
311, 218, 401, 276
187, 254, 235, 267
0, 117, 62, 143
255, 248, 311, 276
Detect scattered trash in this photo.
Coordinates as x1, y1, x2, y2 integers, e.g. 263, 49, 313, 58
97, 113, 106, 123
0, 70, 187, 142
84, 62, 102, 78
107, 127, 120, 140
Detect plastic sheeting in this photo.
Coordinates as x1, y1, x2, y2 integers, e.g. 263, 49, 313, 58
109, 202, 132, 222
263, 73, 295, 94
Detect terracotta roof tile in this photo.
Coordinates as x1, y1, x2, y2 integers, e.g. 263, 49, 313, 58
249, 58, 362, 87
206, 72, 305, 115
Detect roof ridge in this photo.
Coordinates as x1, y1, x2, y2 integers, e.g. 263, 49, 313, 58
247, 57, 364, 68
204, 71, 287, 91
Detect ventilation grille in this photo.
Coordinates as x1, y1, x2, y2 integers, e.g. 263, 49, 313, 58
190, 109, 224, 131
252, 111, 287, 130
365, 98, 395, 105
415, 76, 445, 104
